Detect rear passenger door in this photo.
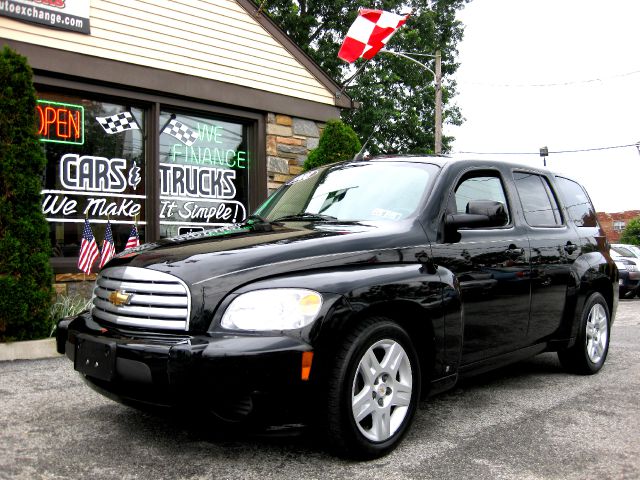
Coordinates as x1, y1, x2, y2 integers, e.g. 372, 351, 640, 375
512, 171, 579, 343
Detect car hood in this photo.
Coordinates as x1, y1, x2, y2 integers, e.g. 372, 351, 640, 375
104, 220, 431, 331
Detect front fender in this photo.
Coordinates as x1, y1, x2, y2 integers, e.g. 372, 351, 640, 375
210, 263, 463, 384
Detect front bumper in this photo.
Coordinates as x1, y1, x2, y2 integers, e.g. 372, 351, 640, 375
57, 313, 314, 422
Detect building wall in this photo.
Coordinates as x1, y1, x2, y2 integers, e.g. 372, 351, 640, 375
596, 210, 640, 243
0, 0, 335, 105
265, 113, 323, 194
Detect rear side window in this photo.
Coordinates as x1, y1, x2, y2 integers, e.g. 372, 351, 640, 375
555, 176, 598, 227
513, 172, 562, 227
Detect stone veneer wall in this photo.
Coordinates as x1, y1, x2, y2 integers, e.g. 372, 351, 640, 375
53, 274, 97, 299
266, 113, 324, 195
51, 113, 327, 300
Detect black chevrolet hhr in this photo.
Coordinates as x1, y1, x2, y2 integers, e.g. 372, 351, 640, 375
58, 157, 617, 459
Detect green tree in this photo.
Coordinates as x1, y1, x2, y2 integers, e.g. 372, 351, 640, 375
256, 0, 468, 154
0, 47, 53, 341
303, 119, 361, 170
620, 217, 640, 245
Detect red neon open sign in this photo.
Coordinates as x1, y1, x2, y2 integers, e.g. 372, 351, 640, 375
36, 100, 84, 145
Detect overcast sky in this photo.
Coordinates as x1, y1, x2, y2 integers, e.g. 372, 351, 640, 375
446, 0, 640, 213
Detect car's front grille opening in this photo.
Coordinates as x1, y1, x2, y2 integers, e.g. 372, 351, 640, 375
92, 266, 191, 331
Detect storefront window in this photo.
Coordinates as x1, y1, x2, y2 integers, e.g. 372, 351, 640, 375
38, 92, 146, 264
159, 111, 249, 238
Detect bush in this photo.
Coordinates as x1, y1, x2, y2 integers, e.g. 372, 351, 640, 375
0, 46, 53, 341
303, 119, 361, 171
620, 217, 640, 245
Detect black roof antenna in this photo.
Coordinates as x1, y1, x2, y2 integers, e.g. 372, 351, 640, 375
353, 126, 379, 161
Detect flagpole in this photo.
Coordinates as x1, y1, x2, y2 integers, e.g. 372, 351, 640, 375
159, 113, 176, 134
338, 60, 370, 96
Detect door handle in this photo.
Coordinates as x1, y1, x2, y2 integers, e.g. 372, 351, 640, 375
564, 242, 578, 254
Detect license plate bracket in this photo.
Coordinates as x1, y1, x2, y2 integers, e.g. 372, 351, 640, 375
74, 335, 116, 382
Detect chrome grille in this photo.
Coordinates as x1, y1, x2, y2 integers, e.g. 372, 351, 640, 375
92, 266, 191, 331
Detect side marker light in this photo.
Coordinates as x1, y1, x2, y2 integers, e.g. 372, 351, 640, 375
301, 351, 314, 381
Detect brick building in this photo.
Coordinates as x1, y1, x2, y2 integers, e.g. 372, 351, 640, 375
596, 210, 640, 243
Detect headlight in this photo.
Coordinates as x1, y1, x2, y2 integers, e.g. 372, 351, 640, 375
220, 288, 323, 331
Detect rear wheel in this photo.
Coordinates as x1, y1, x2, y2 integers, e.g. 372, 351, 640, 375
558, 292, 610, 374
325, 318, 421, 459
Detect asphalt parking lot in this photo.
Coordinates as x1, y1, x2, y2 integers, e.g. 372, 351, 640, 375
1, 300, 639, 480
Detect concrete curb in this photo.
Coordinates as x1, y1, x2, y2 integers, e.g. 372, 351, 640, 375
0, 338, 62, 362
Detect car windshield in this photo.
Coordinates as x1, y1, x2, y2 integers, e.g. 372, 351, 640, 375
611, 246, 635, 257
255, 161, 439, 222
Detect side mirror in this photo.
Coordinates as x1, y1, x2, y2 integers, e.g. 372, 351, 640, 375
466, 200, 508, 226
444, 200, 507, 242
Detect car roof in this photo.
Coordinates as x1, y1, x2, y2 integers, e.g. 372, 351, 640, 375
364, 155, 570, 180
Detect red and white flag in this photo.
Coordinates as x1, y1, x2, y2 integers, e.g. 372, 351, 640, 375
338, 9, 410, 63
78, 219, 99, 274
125, 224, 140, 250
99, 221, 115, 269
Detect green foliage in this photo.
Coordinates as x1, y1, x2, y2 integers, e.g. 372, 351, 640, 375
620, 217, 640, 245
257, 0, 468, 154
49, 294, 93, 337
0, 46, 53, 341
303, 119, 361, 170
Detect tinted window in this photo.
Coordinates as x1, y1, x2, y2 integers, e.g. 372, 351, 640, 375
555, 176, 597, 227
513, 172, 562, 227
453, 175, 510, 225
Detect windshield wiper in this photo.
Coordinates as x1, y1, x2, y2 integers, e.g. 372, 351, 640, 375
272, 213, 338, 222
244, 214, 274, 232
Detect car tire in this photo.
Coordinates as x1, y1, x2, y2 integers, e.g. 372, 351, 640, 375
325, 317, 421, 459
558, 292, 610, 375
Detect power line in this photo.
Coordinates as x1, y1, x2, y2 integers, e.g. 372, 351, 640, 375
455, 143, 640, 156
461, 69, 640, 88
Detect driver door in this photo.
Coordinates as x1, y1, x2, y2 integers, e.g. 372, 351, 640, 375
431, 170, 532, 366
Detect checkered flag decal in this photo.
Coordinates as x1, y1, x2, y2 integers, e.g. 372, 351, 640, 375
96, 112, 140, 134
163, 119, 199, 146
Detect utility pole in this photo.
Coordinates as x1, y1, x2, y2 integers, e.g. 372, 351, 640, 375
379, 49, 444, 155
434, 50, 442, 155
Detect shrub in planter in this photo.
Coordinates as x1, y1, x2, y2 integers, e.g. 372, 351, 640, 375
0, 46, 53, 341
303, 119, 361, 171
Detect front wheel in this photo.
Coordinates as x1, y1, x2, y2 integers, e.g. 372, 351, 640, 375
325, 318, 421, 459
558, 292, 610, 374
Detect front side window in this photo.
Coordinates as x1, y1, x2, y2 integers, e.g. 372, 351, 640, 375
256, 162, 437, 222
451, 174, 510, 226
39, 92, 146, 265
513, 172, 562, 227
159, 111, 250, 238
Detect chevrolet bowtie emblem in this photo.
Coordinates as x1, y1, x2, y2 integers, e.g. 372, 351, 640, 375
109, 290, 132, 306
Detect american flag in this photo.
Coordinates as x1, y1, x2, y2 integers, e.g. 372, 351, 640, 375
78, 219, 99, 274
99, 221, 115, 269
125, 224, 140, 250
338, 9, 410, 63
